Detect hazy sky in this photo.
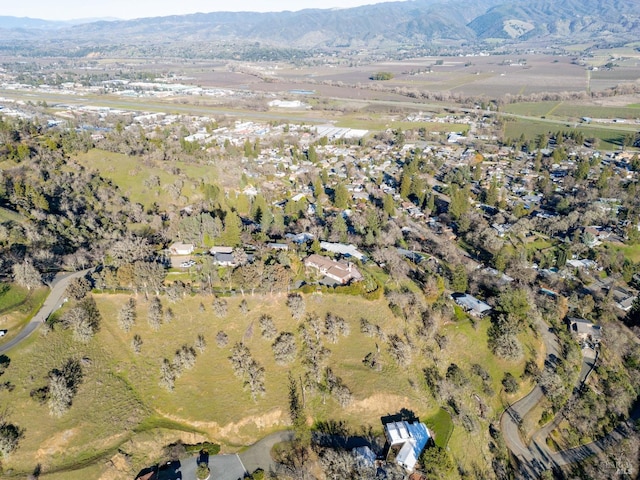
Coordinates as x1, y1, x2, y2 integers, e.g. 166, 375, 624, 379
7, 1, 404, 20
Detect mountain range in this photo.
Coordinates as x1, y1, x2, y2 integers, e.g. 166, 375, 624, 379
0, 0, 638, 49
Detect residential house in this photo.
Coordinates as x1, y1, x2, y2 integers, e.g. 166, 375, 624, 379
210, 246, 234, 255
168, 242, 194, 256
305, 254, 363, 285
452, 293, 492, 317
213, 253, 236, 267
568, 317, 602, 345
397, 248, 425, 264
319, 242, 366, 261
210, 246, 236, 267
384, 421, 431, 472
268, 242, 289, 251
285, 232, 315, 244
611, 286, 636, 312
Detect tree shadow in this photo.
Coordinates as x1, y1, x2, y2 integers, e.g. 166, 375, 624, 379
381, 408, 419, 425
158, 460, 182, 479
0, 355, 10, 375
134, 466, 157, 480
197, 448, 210, 465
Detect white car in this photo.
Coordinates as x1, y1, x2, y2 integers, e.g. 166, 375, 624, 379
0, 330, 7, 337
180, 260, 196, 268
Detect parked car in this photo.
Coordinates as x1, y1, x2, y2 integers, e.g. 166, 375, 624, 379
0, 330, 7, 337
180, 260, 196, 268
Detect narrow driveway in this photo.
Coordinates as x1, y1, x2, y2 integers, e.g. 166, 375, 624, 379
0, 268, 93, 355
180, 454, 247, 480
177, 431, 294, 480
239, 430, 294, 474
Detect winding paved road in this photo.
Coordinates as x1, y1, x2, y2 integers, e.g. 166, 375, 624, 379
0, 268, 93, 355
499, 319, 633, 478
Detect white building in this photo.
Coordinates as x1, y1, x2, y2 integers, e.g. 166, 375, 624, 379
384, 421, 431, 472
169, 242, 195, 256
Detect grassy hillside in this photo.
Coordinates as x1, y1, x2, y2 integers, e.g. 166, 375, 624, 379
73, 149, 216, 211
0, 284, 48, 342
0, 292, 538, 478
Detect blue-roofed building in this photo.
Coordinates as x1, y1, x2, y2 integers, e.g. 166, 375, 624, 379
384, 420, 431, 472
451, 292, 492, 318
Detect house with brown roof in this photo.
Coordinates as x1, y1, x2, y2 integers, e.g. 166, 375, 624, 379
304, 254, 363, 285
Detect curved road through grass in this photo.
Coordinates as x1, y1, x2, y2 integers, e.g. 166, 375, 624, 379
0, 268, 93, 355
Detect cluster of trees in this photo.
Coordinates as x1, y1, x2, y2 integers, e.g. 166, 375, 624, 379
228, 343, 266, 401
159, 340, 201, 391
487, 289, 531, 361
0, 354, 21, 460
0, 410, 23, 461
29, 358, 83, 417
61, 296, 102, 343
369, 72, 394, 81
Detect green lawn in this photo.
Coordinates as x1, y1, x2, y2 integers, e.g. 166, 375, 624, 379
0, 283, 31, 313
425, 408, 454, 448
604, 242, 640, 263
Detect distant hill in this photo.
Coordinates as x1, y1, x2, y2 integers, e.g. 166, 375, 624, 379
0, 16, 119, 29
0, 0, 639, 49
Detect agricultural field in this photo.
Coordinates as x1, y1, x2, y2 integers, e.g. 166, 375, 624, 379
0, 291, 538, 478
503, 117, 636, 150
503, 101, 640, 120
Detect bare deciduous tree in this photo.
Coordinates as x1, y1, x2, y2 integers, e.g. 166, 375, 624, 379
118, 298, 136, 332
212, 298, 228, 318
131, 334, 143, 354
259, 314, 277, 340
12, 260, 41, 291
62, 296, 101, 343
272, 332, 297, 365
195, 334, 206, 353
159, 359, 175, 391
387, 334, 412, 366
286, 293, 306, 321
215, 330, 229, 348
147, 296, 163, 331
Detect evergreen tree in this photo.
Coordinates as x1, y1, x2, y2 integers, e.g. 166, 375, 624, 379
333, 183, 349, 209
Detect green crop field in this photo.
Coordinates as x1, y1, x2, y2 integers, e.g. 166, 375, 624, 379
0, 291, 536, 478
503, 102, 562, 117
503, 117, 637, 150
504, 102, 640, 120
336, 117, 469, 133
